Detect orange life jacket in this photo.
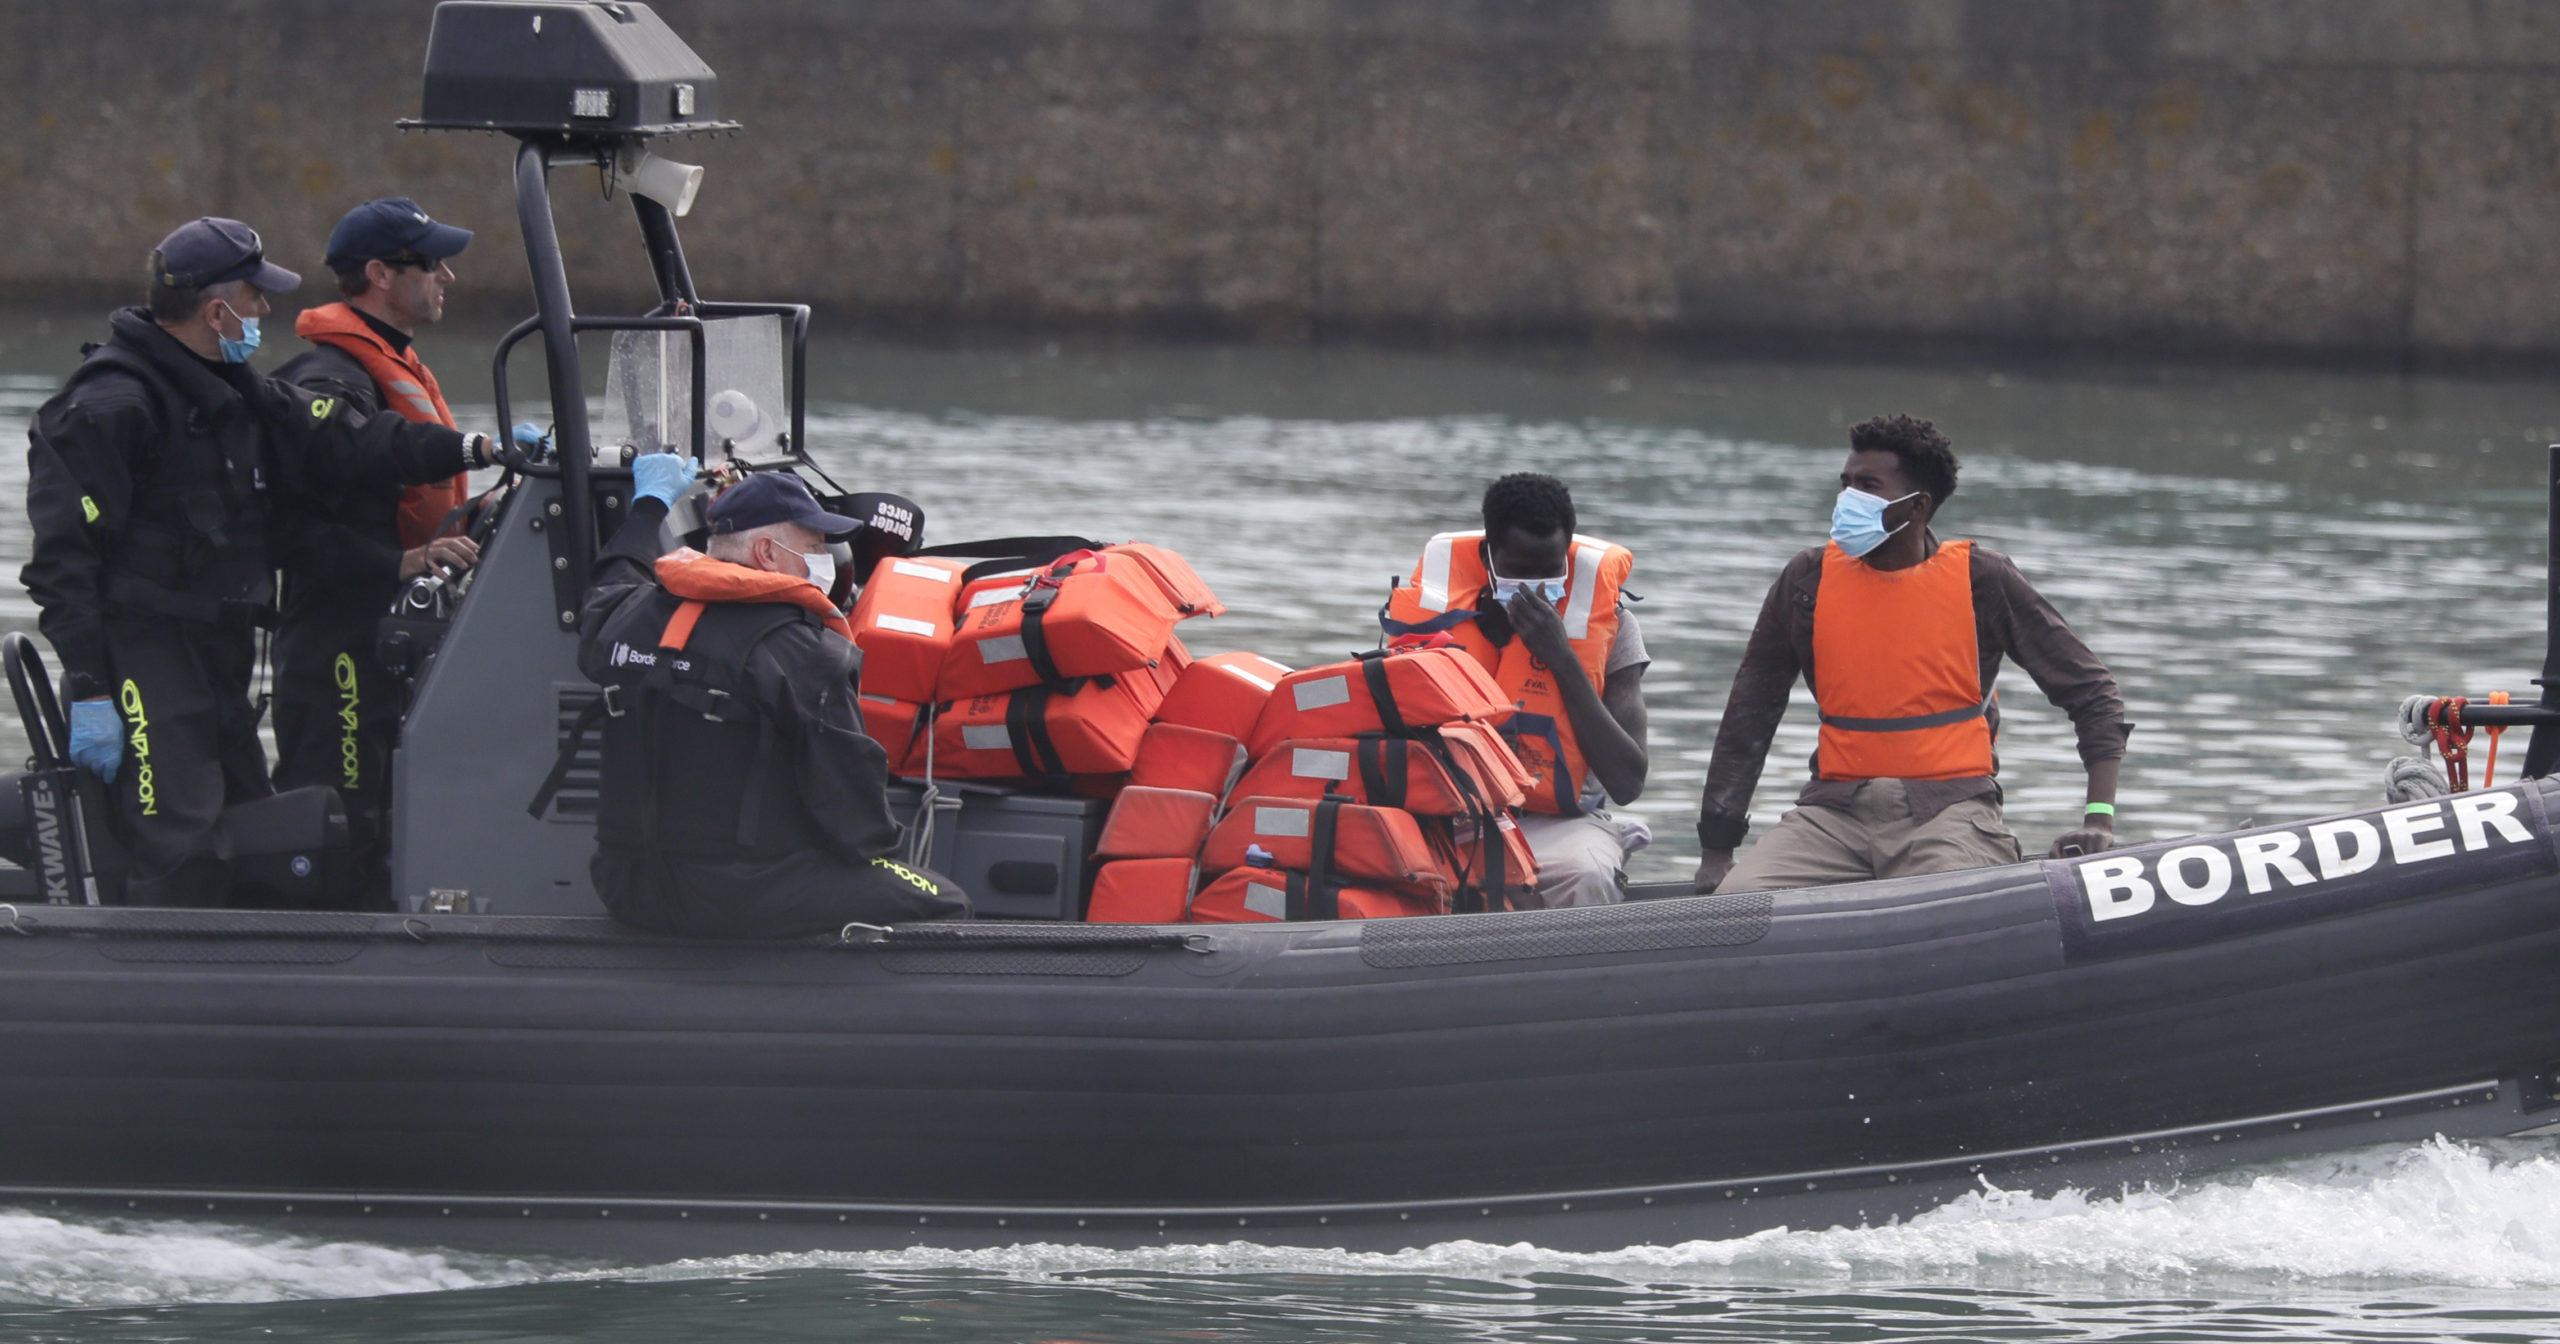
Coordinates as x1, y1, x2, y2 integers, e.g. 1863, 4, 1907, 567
1154, 651, 1292, 741
293, 303, 468, 550
1201, 795, 1456, 899
1088, 858, 1197, 923
857, 692, 922, 764
1095, 785, 1220, 861
1229, 735, 1486, 817
1101, 542, 1226, 619
1246, 647, 1512, 756
1432, 720, 1535, 812
1186, 868, 1443, 924
850, 555, 968, 702
1127, 721, 1246, 798
942, 551, 1185, 699
1380, 530, 1633, 814
1809, 539, 1996, 781
653, 547, 856, 643
906, 653, 1179, 782
1431, 806, 1540, 911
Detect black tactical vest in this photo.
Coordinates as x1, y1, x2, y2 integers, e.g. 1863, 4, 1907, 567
585, 587, 842, 863
52, 340, 275, 625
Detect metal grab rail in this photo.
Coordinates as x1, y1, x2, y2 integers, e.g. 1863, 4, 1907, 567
2, 633, 68, 770
2, 634, 107, 906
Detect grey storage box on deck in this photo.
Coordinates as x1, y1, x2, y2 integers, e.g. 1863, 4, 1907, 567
887, 783, 1108, 921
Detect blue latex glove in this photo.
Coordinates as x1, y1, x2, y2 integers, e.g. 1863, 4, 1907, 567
67, 699, 121, 784
510, 422, 548, 452
631, 454, 700, 508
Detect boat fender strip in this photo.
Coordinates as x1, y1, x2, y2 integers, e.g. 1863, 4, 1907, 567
1360, 890, 1774, 968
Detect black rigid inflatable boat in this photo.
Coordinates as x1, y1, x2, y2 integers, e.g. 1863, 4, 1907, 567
0, 782, 2553, 1256
0, 2, 2555, 1257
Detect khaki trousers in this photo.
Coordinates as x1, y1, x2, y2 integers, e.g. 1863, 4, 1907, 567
1713, 779, 2024, 894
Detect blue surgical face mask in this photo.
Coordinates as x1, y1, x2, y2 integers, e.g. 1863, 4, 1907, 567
1491, 574, 1568, 605
213, 302, 260, 364
1830, 487, 1920, 559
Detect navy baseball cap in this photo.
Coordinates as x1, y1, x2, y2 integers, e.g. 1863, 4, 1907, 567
151, 218, 301, 293
705, 471, 865, 540
325, 197, 474, 273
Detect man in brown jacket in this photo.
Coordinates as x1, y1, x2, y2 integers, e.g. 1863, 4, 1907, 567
1693, 415, 2130, 894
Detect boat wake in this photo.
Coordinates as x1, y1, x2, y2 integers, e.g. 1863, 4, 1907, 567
2, 1136, 2556, 1308
617, 1136, 2560, 1293
0, 1209, 551, 1307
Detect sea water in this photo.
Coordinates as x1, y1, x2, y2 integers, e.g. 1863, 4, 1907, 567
0, 317, 2558, 1337
0, 1140, 2556, 1340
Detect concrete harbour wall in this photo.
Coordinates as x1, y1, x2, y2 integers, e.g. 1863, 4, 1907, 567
5, 1, 2560, 365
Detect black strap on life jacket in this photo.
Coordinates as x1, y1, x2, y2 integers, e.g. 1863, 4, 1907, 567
1418, 729, 1505, 914
915, 538, 1096, 687
1016, 579, 1067, 686
1003, 681, 1078, 790
910, 535, 1105, 586
1817, 689, 1997, 734
1355, 735, 1409, 811
1354, 650, 1409, 736
1286, 798, 1346, 922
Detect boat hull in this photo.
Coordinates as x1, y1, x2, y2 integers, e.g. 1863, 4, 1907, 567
0, 782, 2553, 1252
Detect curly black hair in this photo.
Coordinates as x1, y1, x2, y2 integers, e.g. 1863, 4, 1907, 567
1848, 414, 1959, 508
1481, 472, 1576, 542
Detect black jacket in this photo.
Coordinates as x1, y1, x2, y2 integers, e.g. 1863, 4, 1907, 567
271, 337, 411, 636
577, 498, 907, 870
22, 307, 472, 696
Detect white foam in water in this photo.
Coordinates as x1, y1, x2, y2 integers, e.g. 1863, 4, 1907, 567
0, 1210, 548, 1307
603, 1136, 2560, 1293
7, 1137, 2560, 1307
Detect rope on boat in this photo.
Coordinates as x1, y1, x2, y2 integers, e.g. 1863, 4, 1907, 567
2396, 694, 2511, 794
2383, 754, 2451, 804
0, 905, 1213, 956
832, 922, 1211, 954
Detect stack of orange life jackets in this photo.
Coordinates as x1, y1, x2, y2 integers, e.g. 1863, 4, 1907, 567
847, 541, 1224, 793
1085, 644, 1542, 924
1081, 651, 1289, 921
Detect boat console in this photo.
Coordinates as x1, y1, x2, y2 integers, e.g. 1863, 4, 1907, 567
385, 2, 1103, 917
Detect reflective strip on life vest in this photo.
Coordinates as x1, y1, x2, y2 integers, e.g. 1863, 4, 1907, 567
386, 379, 439, 418
1563, 540, 1607, 640
1414, 531, 1467, 613
1818, 691, 1994, 733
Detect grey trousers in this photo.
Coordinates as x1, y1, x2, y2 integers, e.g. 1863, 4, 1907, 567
1714, 778, 2024, 894
1516, 810, 1630, 908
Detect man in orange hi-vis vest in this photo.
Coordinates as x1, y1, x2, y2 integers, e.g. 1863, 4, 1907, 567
271, 198, 481, 906
1693, 415, 2130, 895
